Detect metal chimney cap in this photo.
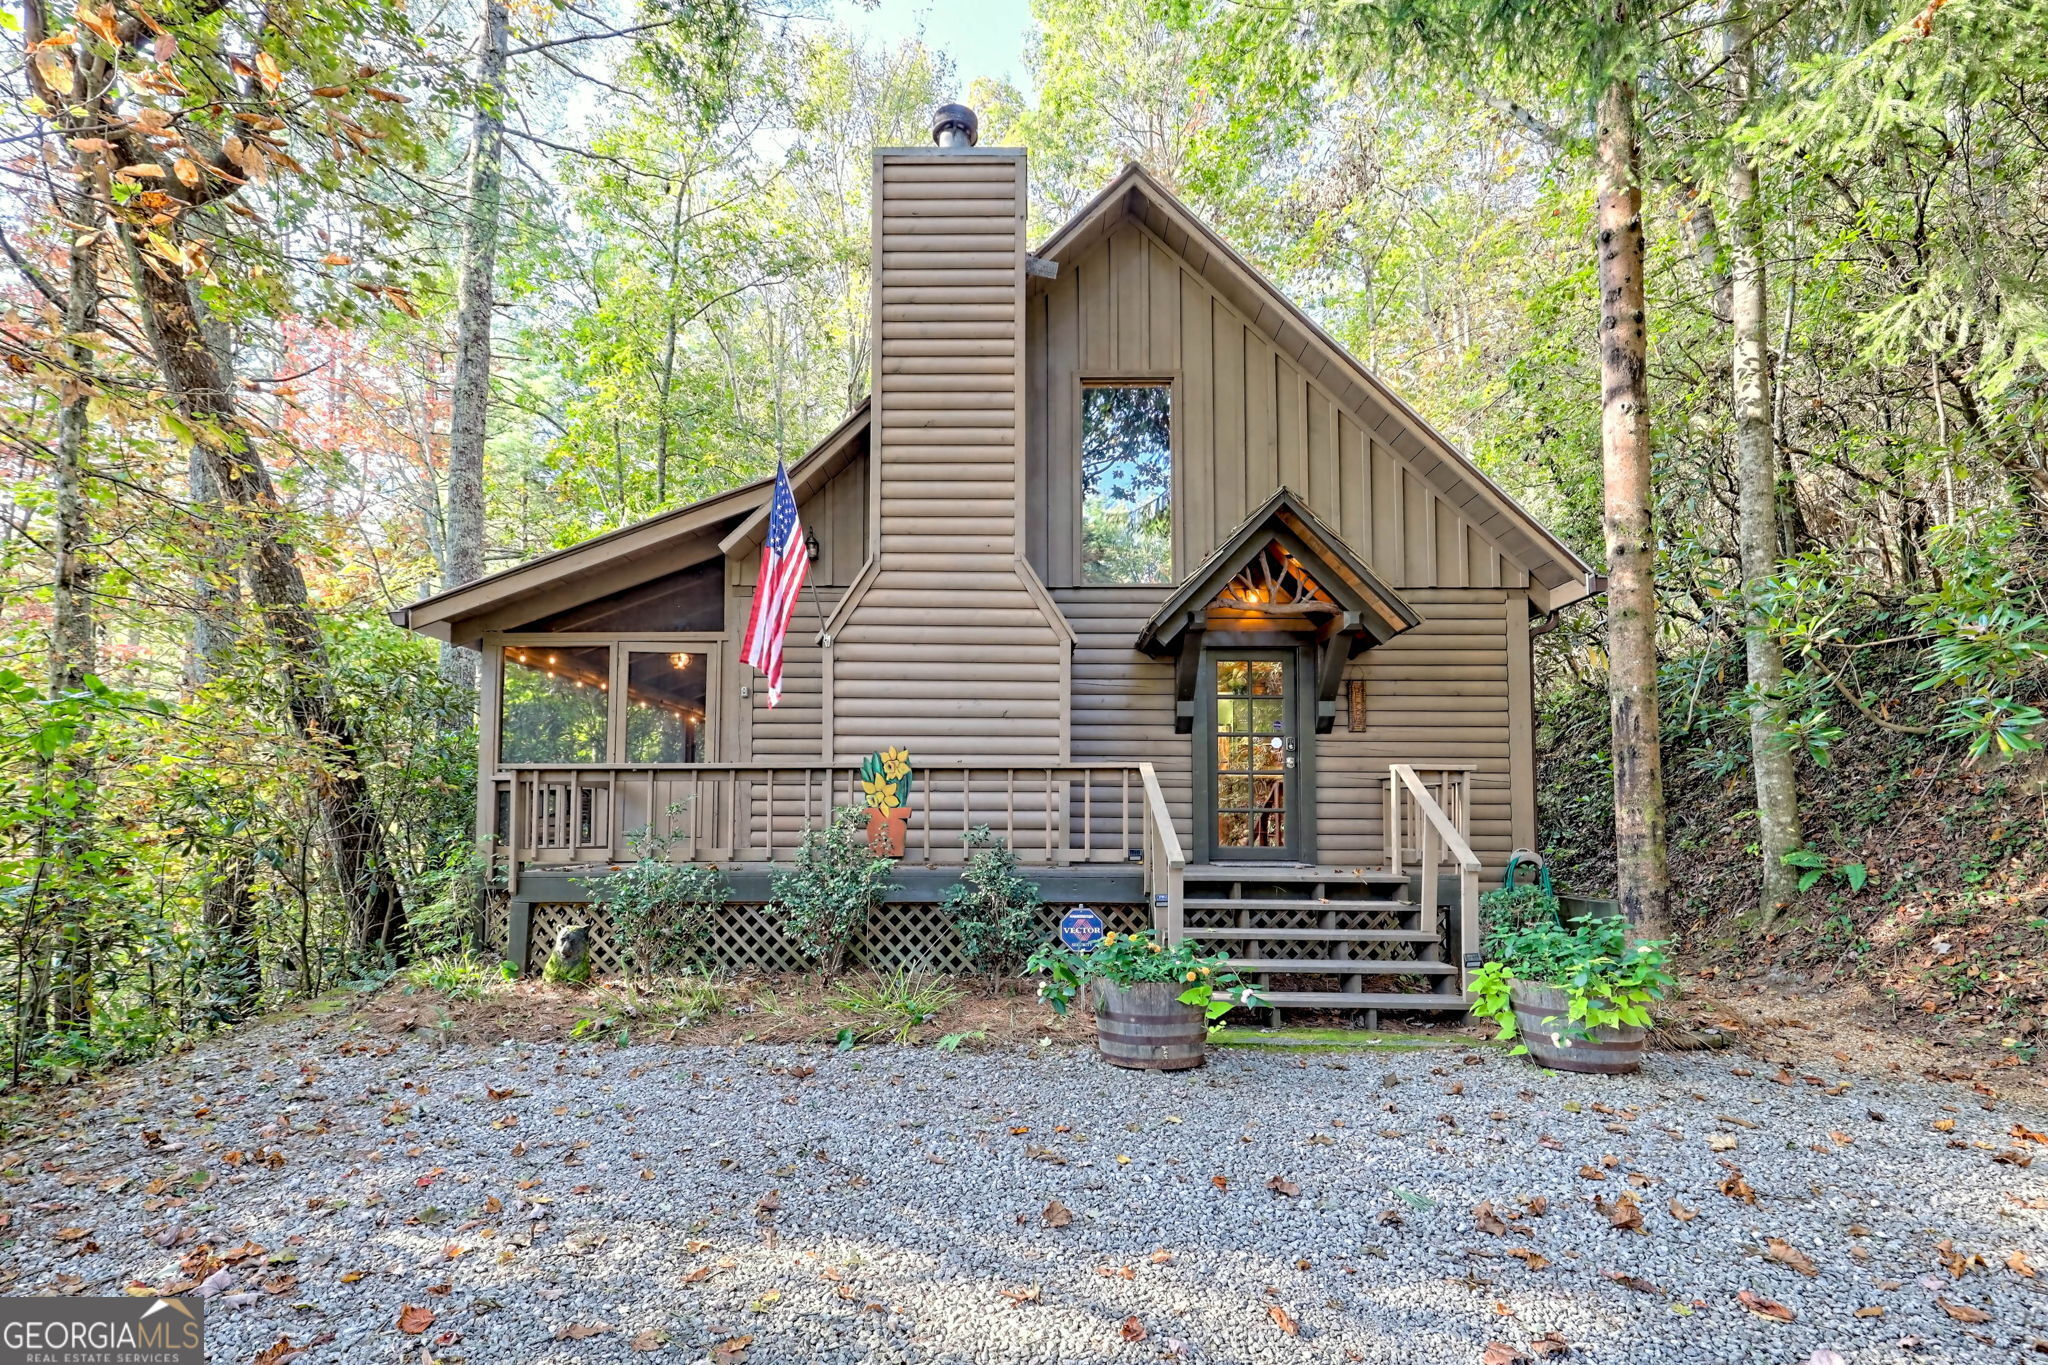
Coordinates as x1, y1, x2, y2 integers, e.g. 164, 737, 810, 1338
931, 102, 979, 148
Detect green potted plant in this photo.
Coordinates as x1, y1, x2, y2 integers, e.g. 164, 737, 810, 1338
1468, 899, 1674, 1075
1027, 929, 1255, 1070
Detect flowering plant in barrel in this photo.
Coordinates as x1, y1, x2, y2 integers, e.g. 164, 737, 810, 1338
1028, 930, 1256, 1070
1467, 907, 1672, 1075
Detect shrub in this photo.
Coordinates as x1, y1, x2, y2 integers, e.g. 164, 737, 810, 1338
773, 805, 899, 974
400, 952, 499, 1002
1479, 882, 1561, 950
596, 850, 730, 981
943, 825, 1044, 974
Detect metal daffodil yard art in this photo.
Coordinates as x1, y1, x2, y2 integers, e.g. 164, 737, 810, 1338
861, 747, 913, 857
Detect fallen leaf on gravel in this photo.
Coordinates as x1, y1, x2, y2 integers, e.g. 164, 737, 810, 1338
629, 1327, 668, 1351
1149, 1250, 1175, 1264
1804, 1350, 1848, 1365
1528, 1331, 1570, 1358
1718, 1170, 1756, 1204
2011, 1124, 2048, 1145
1765, 1238, 1818, 1277
555, 1322, 611, 1340
1594, 1192, 1643, 1233
2009, 1250, 2036, 1278
998, 1284, 1040, 1307
754, 1191, 782, 1215
1042, 1200, 1073, 1228
1505, 1248, 1550, 1271
1707, 1134, 1737, 1152
709, 1335, 751, 1365
1266, 1304, 1299, 1336
1210, 1175, 1227, 1191
1025, 1146, 1065, 1164
1120, 1316, 1146, 1342
1473, 1201, 1507, 1236
1933, 1118, 1957, 1133
1601, 1270, 1659, 1294
195, 1268, 234, 1298
1522, 1196, 1547, 1217
1668, 1198, 1696, 1222
1937, 1297, 1991, 1323
1538, 1134, 1563, 1150
1576, 1165, 1606, 1181
1992, 1148, 2033, 1167
252, 1338, 305, 1365
1266, 1175, 1300, 1198
397, 1305, 435, 1335
1736, 1290, 1794, 1322
1853, 1305, 1884, 1318
52, 1227, 92, 1241
1481, 1343, 1528, 1365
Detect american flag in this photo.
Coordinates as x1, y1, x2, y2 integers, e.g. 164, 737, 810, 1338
740, 461, 807, 708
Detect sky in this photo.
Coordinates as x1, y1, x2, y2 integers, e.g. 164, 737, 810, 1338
825, 0, 1038, 92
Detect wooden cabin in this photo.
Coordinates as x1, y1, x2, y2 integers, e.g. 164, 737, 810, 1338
396, 107, 1596, 1015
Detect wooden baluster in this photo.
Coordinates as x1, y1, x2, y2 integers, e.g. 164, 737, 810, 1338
1419, 808, 1439, 942
1120, 767, 1130, 863
1082, 767, 1092, 862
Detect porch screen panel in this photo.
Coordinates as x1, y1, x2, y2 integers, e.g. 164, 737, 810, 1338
500, 645, 609, 764
625, 650, 707, 763
1214, 659, 1287, 848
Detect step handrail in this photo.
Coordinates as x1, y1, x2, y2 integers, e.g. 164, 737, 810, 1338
1390, 762, 1482, 999
1389, 764, 1482, 872
1137, 762, 1185, 944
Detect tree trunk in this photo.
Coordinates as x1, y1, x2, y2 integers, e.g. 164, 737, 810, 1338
45, 164, 104, 1031
1594, 75, 1669, 939
113, 218, 408, 958
1726, 4, 1803, 917
442, 0, 509, 692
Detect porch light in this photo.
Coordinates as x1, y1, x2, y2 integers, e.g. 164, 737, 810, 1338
671, 652, 692, 670
804, 529, 820, 563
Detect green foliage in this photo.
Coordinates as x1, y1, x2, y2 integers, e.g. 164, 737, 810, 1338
1479, 883, 1561, 940
830, 969, 963, 1043
1468, 914, 1674, 1052
400, 954, 499, 1002
942, 826, 1045, 975
771, 806, 899, 974
1026, 929, 1255, 1023
1779, 848, 1868, 895
595, 819, 731, 980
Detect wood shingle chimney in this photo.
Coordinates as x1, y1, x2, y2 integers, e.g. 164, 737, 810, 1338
823, 105, 1073, 764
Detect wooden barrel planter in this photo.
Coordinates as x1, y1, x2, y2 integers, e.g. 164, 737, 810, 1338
1509, 981, 1646, 1075
1093, 980, 1207, 1070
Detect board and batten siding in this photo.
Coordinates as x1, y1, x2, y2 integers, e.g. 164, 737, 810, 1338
1026, 218, 1532, 593
827, 147, 1072, 764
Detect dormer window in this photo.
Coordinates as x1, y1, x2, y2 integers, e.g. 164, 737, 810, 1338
1080, 381, 1173, 585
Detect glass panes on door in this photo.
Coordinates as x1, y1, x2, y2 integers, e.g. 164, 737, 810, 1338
1214, 658, 1288, 849
625, 650, 707, 762
499, 645, 609, 764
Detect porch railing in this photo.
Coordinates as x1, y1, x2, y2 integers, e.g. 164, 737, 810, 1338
1138, 762, 1186, 944
493, 762, 1159, 893
1386, 762, 1482, 995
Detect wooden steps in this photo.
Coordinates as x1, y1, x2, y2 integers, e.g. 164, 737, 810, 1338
1222, 958, 1457, 975
1248, 990, 1453, 1010
1186, 926, 1436, 943
1183, 897, 1410, 914
1182, 862, 1467, 1016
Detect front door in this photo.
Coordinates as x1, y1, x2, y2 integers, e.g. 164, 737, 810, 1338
1204, 652, 1304, 862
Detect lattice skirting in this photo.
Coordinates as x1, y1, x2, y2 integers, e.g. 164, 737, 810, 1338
514, 901, 1151, 978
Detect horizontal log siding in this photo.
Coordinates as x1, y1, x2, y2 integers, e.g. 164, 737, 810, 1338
1321, 589, 1519, 874
1053, 587, 1190, 851
1027, 219, 1530, 593
833, 150, 1070, 763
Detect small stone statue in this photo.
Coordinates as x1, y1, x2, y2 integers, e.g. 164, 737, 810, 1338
542, 924, 592, 985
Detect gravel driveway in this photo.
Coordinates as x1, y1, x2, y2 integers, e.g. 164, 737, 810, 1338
4, 1011, 2045, 1364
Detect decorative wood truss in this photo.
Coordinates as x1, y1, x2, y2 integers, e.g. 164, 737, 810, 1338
1137, 488, 1419, 734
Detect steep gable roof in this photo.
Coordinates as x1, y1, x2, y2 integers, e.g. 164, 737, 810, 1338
1034, 164, 1594, 610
